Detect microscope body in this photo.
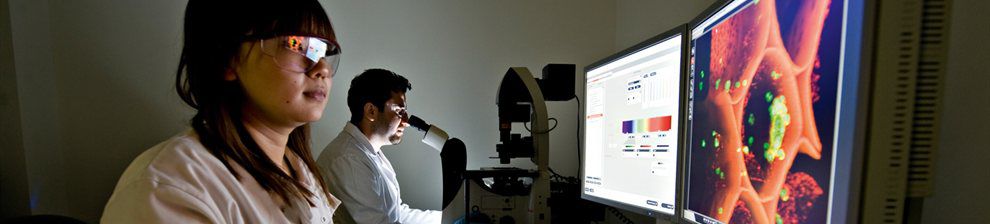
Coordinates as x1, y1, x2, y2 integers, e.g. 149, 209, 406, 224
442, 64, 575, 224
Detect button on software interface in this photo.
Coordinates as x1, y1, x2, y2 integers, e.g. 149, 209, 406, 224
584, 34, 683, 215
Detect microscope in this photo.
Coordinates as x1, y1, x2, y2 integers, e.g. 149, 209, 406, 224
438, 64, 576, 224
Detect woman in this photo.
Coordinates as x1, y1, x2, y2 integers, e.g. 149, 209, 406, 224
102, 0, 341, 223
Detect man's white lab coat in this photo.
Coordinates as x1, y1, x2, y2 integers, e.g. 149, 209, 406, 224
317, 123, 441, 224
102, 130, 340, 224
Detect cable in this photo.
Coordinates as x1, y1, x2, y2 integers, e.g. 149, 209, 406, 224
520, 95, 581, 177
575, 95, 582, 179
549, 118, 558, 131
533, 96, 582, 183
548, 167, 579, 184
524, 117, 558, 134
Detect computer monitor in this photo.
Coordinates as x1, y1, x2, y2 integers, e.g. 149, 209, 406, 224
582, 25, 688, 218
680, 0, 857, 223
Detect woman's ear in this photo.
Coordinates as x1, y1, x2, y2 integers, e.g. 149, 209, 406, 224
364, 102, 378, 122
225, 42, 250, 81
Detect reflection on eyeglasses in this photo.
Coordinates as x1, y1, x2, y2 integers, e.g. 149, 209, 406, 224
386, 103, 407, 120
259, 36, 342, 74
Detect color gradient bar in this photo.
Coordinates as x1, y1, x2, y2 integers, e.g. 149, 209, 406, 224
637, 120, 647, 133
622, 120, 634, 134
648, 116, 672, 132
621, 115, 673, 134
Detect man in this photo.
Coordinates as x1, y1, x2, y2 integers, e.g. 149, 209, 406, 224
318, 68, 441, 223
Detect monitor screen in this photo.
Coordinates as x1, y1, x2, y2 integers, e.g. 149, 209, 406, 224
681, 0, 856, 223
582, 27, 686, 217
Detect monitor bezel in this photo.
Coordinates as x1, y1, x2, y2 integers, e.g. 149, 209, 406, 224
679, 1, 741, 222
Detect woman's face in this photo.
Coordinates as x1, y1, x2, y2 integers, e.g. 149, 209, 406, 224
229, 38, 334, 128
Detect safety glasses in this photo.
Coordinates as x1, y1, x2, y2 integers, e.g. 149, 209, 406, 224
386, 103, 408, 121
259, 36, 341, 74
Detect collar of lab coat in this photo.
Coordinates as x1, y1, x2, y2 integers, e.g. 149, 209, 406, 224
342, 122, 380, 155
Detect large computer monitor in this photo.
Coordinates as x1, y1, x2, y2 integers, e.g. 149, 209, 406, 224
680, 0, 858, 223
581, 25, 688, 218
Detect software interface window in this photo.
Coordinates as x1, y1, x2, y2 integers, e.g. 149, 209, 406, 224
584, 34, 683, 215
683, 0, 846, 223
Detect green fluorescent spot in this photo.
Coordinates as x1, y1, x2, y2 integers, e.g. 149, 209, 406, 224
748, 113, 756, 126
771, 70, 782, 80
748, 136, 755, 145
701, 139, 707, 148
700, 70, 705, 79
765, 147, 776, 162
781, 188, 790, 201
718, 207, 724, 215
724, 80, 731, 92
776, 214, 783, 224
712, 130, 717, 137
734, 81, 741, 88
699, 82, 704, 91
765, 91, 774, 103
714, 137, 720, 148
767, 96, 791, 162
715, 79, 721, 90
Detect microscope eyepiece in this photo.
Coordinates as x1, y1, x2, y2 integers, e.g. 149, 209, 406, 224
408, 115, 431, 132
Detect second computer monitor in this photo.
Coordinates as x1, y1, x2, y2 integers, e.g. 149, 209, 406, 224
582, 25, 688, 217
682, 0, 852, 223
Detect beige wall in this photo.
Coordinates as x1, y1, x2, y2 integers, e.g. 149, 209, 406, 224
615, 0, 714, 50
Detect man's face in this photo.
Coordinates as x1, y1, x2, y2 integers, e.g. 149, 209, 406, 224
372, 92, 408, 145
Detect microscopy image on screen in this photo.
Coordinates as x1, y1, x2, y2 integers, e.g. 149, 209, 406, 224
684, 0, 844, 223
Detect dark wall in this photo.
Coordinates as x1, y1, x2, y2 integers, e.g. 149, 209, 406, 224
920, 0, 990, 222
1, 0, 30, 219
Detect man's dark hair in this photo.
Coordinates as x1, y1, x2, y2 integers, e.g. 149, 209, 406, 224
347, 68, 412, 125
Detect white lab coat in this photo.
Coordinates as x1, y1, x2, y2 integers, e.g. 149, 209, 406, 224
317, 123, 441, 224
102, 130, 340, 224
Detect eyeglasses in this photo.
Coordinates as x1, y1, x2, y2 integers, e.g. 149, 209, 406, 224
386, 103, 408, 120
259, 36, 341, 74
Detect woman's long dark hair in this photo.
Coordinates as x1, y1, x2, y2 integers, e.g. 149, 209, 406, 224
175, 0, 336, 206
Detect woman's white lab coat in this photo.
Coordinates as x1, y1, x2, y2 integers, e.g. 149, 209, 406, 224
101, 130, 340, 223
